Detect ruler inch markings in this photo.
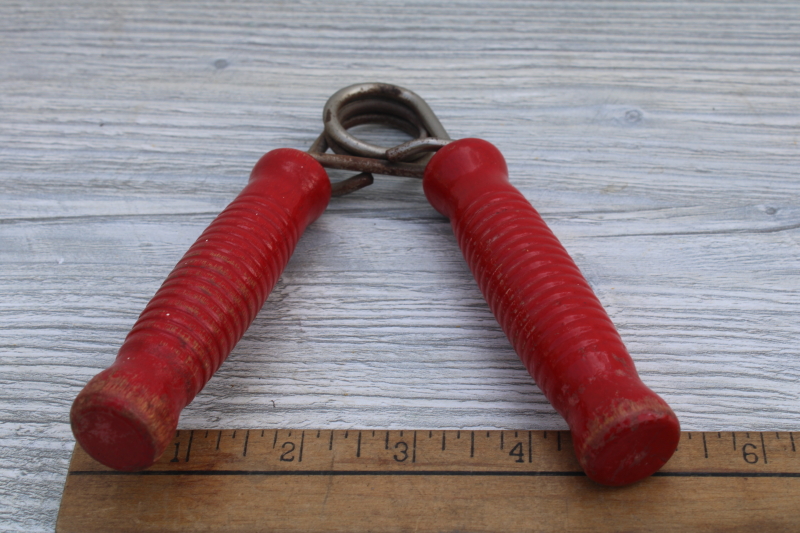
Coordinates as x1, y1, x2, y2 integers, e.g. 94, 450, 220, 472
57, 430, 800, 533
470, 431, 474, 458
66, 469, 800, 478
298, 431, 305, 463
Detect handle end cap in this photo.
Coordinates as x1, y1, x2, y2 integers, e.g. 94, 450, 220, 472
71, 403, 162, 471
578, 405, 681, 486
70, 364, 181, 471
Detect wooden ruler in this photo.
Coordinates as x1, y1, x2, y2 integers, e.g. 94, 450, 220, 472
57, 429, 799, 532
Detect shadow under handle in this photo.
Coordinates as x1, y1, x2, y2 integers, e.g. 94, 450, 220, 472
423, 138, 680, 486
70, 148, 331, 471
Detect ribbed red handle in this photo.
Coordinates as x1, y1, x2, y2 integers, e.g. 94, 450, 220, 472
424, 138, 680, 486
70, 148, 331, 471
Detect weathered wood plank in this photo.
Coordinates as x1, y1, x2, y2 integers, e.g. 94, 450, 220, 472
1, 0, 799, 530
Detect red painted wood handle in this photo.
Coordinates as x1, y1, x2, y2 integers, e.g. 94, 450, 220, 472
423, 138, 680, 486
70, 148, 331, 471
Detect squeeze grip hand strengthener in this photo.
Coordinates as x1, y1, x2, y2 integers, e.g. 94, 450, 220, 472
70, 83, 680, 485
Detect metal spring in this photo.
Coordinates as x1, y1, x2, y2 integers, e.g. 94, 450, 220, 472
307, 83, 451, 196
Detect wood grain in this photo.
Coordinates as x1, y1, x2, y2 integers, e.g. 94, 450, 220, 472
56, 430, 800, 532
1, 1, 799, 530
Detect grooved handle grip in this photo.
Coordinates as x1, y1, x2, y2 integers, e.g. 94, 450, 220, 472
423, 138, 680, 486
70, 148, 331, 471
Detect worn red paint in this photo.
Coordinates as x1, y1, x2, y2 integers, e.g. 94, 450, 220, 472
70, 149, 331, 471
423, 138, 680, 486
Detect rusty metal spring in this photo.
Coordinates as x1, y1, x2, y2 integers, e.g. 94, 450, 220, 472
308, 83, 451, 196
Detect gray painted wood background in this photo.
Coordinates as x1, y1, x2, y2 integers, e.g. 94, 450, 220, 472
2, 0, 799, 530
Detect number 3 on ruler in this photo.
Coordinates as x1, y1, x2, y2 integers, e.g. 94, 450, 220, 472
394, 441, 409, 462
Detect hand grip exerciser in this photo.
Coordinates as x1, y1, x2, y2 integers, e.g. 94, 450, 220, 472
71, 83, 679, 485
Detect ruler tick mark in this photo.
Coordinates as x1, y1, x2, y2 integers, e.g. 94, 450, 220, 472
243, 430, 250, 457
216, 431, 222, 451
261, 430, 265, 438
790, 432, 796, 452
185, 430, 194, 462
329, 431, 334, 451
528, 431, 532, 463
457, 431, 460, 439
232, 430, 236, 439
500, 432, 504, 450
442, 432, 446, 451
316, 430, 320, 438
273, 430, 278, 449
732, 433, 737, 451
702, 433, 708, 458
357, 431, 362, 458
413, 431, 417, 463
470, 432, 475, 458
760, 433, 768, 464
688, 433, 692, 440
557, 432, 561, 452
543, 431, 547, 439
385, 431, 390, 450
299, 431, 305, 463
